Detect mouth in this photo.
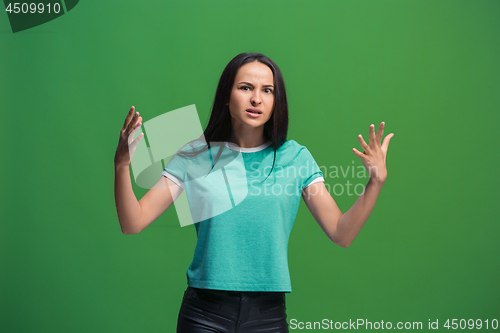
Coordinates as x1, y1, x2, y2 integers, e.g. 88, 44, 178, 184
246, 108, 262, 114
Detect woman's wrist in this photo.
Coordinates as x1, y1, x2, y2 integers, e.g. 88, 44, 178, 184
368, 175, 385, 188
114, 163, 129, 173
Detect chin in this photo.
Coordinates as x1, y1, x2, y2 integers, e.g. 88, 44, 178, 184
245, 118, 269, 127
232, 115, 268, 129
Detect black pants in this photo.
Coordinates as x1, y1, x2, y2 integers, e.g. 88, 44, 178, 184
177, 286, 289, 333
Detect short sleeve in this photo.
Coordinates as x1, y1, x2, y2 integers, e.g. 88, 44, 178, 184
297, 146, 324, 190
162, 139, 214, 191
162, 153, 188, 190
162, 141, 200, 190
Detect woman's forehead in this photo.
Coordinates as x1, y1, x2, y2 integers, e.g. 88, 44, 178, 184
235, 61, 274, 84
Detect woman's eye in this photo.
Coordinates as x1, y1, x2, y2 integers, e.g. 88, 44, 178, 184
264, 88, 274, 94
240, 86, 250, 91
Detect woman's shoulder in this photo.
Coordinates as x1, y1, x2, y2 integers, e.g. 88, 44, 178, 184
276, 140, 311, 158
274, 140, 319, 167
280, 139, 308, 151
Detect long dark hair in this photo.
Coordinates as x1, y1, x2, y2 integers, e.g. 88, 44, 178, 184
180, 53, 289, 181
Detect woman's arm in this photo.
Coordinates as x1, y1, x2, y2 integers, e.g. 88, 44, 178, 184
113, 106, 183, 234
302, 122, 394, 247
114, 168, 183, 235
302, 178, 383, 247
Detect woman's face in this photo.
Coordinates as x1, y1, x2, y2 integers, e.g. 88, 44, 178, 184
228, 61, 275, 131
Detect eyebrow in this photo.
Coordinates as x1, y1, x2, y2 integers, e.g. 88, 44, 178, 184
238, 81, 274, 88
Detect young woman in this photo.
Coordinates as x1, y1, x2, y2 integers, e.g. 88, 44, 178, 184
114, 53, 394, 332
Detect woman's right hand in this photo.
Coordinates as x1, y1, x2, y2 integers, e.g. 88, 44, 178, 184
114, 106, 144, 169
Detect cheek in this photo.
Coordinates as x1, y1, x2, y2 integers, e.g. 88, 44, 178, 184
228, 104, 237, 118
265, 108, 274, 121
227, 96, 237, 113
266, 96, 275, 111
229, 92, 244, 108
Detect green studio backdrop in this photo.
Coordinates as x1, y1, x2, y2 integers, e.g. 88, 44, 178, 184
1, 0, 499, 332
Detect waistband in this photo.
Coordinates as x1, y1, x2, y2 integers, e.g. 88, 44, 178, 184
185, 286, 285, 308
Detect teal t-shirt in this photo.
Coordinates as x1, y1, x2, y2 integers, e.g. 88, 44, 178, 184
162, 139, 324, 292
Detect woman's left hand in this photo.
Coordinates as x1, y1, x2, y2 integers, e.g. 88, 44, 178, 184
352, 122, 394, 184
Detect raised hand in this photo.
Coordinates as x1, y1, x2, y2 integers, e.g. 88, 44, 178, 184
114, 106, 144, 169
352, 122, 394, 184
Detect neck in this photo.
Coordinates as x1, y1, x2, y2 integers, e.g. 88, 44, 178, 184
228, 126, 267, 149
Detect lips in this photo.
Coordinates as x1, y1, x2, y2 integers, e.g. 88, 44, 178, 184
245, 109, 262, 118
246, 108, 262, 114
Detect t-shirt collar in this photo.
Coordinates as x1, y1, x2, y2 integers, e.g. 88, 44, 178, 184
225, 140, 272, 153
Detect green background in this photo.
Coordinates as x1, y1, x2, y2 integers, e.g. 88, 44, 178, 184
1, 0, 499, 331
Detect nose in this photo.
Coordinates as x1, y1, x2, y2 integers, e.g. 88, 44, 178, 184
250, 91, 261, 105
